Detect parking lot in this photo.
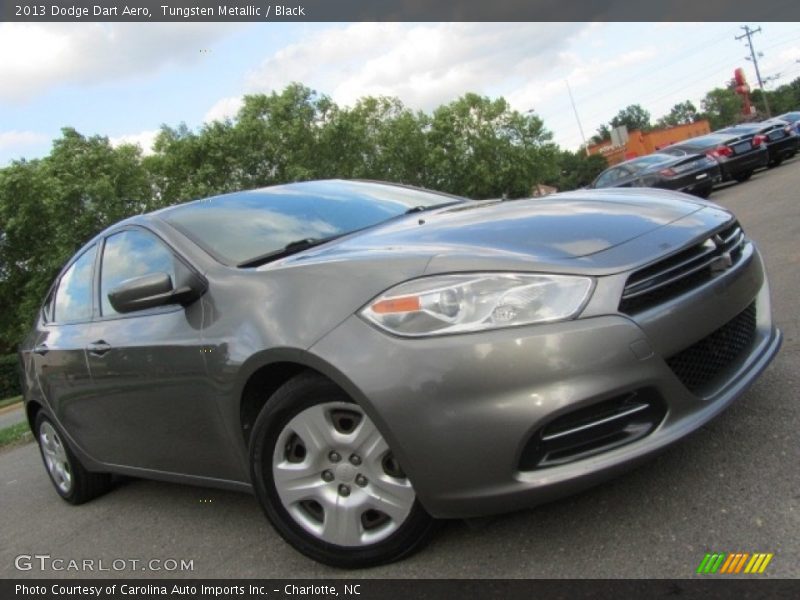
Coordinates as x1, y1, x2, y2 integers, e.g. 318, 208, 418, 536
1, 162, 798, 580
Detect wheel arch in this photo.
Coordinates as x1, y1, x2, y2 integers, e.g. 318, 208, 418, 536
236, 348, 376, 449
26, 400, 43, 433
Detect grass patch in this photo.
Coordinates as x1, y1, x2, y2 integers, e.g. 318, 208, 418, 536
0, 422, 32, 449
0, 395, 22, 410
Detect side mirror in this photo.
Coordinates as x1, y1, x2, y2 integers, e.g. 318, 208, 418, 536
108, 272, 200, 314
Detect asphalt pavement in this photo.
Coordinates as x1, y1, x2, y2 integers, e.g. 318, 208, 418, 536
1, 162, 798, 579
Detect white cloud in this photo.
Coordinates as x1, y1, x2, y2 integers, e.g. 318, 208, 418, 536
109, 129, 159, 155
242, 22, 589, 111
0, 23, 241, 103
0, 130, 48, 151
204, 95, 244, 123
506, 47, 658, 112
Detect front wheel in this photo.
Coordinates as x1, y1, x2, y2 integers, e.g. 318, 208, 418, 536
693, 186, 713, 199
249, 373, 436, 567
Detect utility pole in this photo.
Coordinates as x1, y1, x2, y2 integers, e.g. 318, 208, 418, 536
565, 80, 590, 156
736, 25, 771, 117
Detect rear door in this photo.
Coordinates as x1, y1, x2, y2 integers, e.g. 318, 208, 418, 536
78, 226, 242, 479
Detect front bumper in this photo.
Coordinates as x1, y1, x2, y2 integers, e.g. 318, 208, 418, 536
310, 245, 781, 519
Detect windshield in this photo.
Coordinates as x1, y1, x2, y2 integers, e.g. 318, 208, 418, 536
665, 134, 735, 152
161, 180, 465, 265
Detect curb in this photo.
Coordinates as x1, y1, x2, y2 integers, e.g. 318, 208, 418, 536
0, 402, 23, 417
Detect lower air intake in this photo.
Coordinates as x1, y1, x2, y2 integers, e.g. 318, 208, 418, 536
518, 389, 666, 471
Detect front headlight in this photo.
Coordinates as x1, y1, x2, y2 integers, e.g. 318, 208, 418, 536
360, 273, 594, 337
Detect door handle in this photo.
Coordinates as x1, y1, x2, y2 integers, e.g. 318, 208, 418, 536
33, 344, 49, 356
87, 341, 112, 356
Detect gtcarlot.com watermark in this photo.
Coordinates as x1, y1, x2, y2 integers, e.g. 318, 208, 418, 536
14, 554, 194, 573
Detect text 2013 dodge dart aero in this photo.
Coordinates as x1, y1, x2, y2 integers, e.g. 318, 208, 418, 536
19, 180, 781, 567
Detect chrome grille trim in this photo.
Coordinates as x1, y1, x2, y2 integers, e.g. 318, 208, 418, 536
619, 221, 745, 313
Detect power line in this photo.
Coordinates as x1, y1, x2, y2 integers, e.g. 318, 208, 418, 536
737, 25, 771, 117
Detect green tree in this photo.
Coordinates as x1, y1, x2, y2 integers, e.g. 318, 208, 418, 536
751, 78, 800, 116
426, 93, 558, 198
547, 150, 608, 191
610, 104, 652, 132
701, 87, 743, 130
316, 96, 430, 183
593, 104, 652, 143
656, 100, 700, 128
0, 128, 150, 351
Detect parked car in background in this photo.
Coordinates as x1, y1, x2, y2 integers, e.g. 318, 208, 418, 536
19, 180, 782, 567
590, 152, 721, 198
661, 132, 769, 183
774, 111, 800, 134
718, 119, 798, 167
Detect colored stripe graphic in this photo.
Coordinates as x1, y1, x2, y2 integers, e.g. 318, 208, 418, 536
734, 553, 749, 573
698, 552, 774, 574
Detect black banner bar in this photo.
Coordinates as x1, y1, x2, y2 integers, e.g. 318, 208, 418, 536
3, 579, 800, 600
2, 0, 800, 22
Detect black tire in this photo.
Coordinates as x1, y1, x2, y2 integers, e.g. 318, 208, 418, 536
733, 171, 753, 183
34, 412, 112, 505
249, 372, 437, 568
694, 186, 713, 199
767, 158, 783, 168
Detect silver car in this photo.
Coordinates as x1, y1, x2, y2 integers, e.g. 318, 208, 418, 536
19, 180, 781, 567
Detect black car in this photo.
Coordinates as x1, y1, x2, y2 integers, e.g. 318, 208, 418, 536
774, 111, 800, 135
718, 120, 798, 167
661, 132, 769, 183
590, 152, 721, 198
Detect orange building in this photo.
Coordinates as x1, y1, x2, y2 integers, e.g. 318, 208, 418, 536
588, 120, 712, 165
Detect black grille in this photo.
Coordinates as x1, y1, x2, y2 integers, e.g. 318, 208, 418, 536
620, 221, 746, 313
518, 389, 666, 471
666, 302, 757, 394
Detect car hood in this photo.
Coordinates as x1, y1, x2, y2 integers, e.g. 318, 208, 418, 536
272, 188, 734, 277
298, 188, 701, 257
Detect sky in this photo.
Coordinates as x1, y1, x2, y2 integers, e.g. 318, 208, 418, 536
1, 21, 800, 166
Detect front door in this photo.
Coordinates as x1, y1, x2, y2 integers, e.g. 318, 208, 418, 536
78, 227, 241, 479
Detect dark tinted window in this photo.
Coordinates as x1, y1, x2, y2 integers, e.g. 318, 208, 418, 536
594, 168, 615, 187
719, 125, 760, 135
626, 154, 675, 172
161, 180, 463, 265
53, 245, 96, 323
100, 229, 176, 316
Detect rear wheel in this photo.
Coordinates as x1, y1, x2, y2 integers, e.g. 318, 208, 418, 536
768, 158, 783, 168
35, 413, 112, 504
733, 171, 753, 183
249, 373, 436, 567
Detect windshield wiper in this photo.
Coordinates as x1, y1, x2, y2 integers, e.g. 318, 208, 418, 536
404, 200, 465, 214
237, 236, 339, 268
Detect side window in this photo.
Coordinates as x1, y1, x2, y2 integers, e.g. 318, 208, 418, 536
100, 229, 177, 317
595, 168, 619, 188
53, 245, 96, 323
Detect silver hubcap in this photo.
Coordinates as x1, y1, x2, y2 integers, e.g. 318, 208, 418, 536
272, 402, 415, 547
39, 422, 72, 494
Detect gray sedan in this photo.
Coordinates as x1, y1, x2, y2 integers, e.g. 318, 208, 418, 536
18, 180, 781, 567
